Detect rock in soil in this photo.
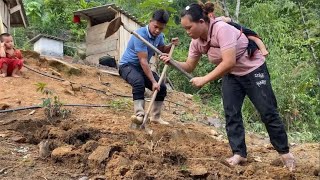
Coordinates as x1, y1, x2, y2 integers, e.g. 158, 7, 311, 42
39, 140, 51, 158
11, 136, 26, 143
51, 146, 73, 160
190, 166, 208, 176
88, 146, 112, 168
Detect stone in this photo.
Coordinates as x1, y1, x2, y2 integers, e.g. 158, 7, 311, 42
71, 84, 82, 91
51, 146, 73, 159
88, 146, 111, 167
62, 81, 71, 86
190, 166, 208, 176
39, 140, 51, 158
81, 140, 99, 153
11, 136, 26, 143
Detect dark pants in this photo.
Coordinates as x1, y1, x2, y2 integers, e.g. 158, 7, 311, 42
119, 64, 167, 101
222, 63, 289, 158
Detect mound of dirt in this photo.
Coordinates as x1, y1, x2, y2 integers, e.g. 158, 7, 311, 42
0, 51, 319, 180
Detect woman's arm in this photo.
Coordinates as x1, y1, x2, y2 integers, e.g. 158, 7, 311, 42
190, 47, 236, 87
159, 55, 200, 73
204, 47, 236, 81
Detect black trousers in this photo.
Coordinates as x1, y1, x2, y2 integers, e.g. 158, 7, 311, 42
222, 63, 289, 157
119, 64, 167, 101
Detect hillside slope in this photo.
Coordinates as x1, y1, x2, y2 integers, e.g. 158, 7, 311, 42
0, 52, 319, 180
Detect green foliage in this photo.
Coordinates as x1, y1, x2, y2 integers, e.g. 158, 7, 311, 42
109, 98, 132, 111
35, 82, 70, 119
16, 0, 319, 142
237, 0, 320, 142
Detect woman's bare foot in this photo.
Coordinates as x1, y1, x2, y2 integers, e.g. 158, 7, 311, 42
281, 153, 295, 172
226, 154, 247, 166
0, 73, 7, 77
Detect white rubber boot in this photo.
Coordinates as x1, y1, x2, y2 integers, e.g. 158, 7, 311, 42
150, 101, 169, 125
130, 100, 145, 125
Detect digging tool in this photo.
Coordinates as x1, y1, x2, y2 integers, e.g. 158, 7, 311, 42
139, 44, 176, 130
105, 17, 193, 80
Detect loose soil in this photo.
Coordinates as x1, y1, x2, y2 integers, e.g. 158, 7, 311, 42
0, 51, 319, 180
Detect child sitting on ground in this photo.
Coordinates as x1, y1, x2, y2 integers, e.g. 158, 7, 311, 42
0, 33, 24, 77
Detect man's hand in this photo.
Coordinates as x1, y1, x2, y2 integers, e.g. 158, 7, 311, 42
171, 37, 179, 46
190, 76, 208, 88
152, 81, 160, 92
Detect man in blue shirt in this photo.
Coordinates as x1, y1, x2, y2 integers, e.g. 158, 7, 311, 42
119, 9, 178, 125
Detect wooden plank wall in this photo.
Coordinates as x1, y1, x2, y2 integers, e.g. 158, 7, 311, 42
86, 21, 119, 64
86, 13, 142, 66
0, 0, 9, 32
119, 14, 141, 63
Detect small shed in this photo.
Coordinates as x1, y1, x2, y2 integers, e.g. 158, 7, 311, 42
0, 0, 28, 33
73, 4, 145, 67
29, 34, 65, 58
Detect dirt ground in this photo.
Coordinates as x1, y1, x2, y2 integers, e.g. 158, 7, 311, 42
0, 52, 319, 180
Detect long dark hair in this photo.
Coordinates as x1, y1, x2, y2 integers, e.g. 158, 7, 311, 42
181, 2, 213, 22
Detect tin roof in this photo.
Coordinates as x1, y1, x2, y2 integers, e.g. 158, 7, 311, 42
29, 34, 65, 44
73, 3, 144, 27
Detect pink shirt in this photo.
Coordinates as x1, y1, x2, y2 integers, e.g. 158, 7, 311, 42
188, 18, 265, 76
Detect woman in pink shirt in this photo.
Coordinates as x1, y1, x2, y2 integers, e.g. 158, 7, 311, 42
160, 3, 295, 171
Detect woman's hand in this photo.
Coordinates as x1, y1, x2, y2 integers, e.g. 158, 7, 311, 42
159, 53, 170, 64
190, 76, 208, 88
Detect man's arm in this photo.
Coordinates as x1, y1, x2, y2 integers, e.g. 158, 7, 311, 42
158, 37, 179, 53
138, 52, 160, 91
158, 43, 172, 53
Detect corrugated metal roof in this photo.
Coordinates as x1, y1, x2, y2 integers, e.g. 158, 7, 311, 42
73, 3, 144, 27
29, 34, 65, 44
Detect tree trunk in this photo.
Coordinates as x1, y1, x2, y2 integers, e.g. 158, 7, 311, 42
234, 0, 241, 23
221, 0, 230, 17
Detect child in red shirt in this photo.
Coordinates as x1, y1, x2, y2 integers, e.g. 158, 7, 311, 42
0, 33, 24, 78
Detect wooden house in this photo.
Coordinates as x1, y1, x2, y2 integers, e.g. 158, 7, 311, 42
73, 4, 145, 68
0, 0, 28, 33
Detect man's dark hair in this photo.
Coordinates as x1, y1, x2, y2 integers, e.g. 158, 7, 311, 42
152, 9, 169, 24
0, 33, 11, 42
